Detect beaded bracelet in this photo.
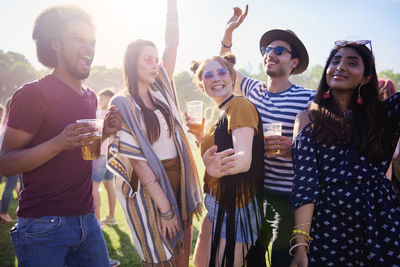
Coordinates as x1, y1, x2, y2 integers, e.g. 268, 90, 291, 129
221, 40, 232, 49
292, 229, 311, 240
289, 242, 309, 256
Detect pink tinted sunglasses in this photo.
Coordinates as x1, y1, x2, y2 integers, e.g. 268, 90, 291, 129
143, 55, 162, 67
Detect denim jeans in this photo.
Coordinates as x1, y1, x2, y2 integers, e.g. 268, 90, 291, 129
10, 213, 110, 267
1, 174, 19, 213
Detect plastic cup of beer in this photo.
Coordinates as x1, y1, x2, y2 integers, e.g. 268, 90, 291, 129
263, 123, 282, 155
76, 119, 103, 160
185, 100, 203, 132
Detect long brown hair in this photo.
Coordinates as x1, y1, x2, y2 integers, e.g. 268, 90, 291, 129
311, 43, 395, 161
123, 39, 172, 144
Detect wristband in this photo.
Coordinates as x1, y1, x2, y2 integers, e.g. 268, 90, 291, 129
221, 40, 232, 49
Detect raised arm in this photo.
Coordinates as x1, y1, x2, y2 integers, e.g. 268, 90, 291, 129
220, 6, 248, 95
162, 0, 179, 80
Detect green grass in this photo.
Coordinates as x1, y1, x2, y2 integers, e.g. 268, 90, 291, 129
0, 180, 18, 267
0, 142, 205, 267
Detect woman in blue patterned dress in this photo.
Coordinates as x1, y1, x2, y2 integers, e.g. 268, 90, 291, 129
290, 41, 400, 267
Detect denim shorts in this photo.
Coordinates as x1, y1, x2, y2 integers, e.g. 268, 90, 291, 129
10, 213, 109, 266
204, 193, 260, 244
92, 155, 114, 183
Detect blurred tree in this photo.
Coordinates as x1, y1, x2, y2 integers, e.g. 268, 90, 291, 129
84, 66, 124, 93
290, 64, 323, 90
0, 50, 40, 103
379, 69, 400, 90
173, 71, 218, 124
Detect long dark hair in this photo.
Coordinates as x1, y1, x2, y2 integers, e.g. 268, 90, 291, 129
123, 39, 172, 144
311, 43, 395, 161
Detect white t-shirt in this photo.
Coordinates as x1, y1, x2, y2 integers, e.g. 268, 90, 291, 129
151, 109, 177, 160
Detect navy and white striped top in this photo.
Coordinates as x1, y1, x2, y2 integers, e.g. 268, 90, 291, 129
241, 76, 315, 194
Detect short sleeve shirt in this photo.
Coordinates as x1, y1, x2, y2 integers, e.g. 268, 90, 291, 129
7, 75, 97, 217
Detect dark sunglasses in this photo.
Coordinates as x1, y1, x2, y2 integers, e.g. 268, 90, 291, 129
334, 40, 373, 56
261, 46, 292, 56
203, 68, 228, 81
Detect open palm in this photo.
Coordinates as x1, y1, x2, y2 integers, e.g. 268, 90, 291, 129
225, 5, 248, 32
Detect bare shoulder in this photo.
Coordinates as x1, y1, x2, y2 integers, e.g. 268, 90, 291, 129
293, 110, 311, 139
297, 110, 311, 124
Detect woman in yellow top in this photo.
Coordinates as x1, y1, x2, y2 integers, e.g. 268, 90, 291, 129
188, 54, 266, 267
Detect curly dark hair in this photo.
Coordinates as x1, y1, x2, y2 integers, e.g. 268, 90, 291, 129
32, 5, 94, 68
310, 42, 396, 162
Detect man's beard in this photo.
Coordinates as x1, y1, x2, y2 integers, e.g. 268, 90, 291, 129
266, 67, 286, 78
62, 48, 91, 80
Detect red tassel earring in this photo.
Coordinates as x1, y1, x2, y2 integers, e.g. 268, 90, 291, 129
357, 84, 364, 105
322, 88, 331, 99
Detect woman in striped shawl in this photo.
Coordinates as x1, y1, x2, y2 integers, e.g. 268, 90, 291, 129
106, 0, 202, 266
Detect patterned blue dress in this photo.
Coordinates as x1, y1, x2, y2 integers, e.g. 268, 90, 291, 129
291, 93, 400, 266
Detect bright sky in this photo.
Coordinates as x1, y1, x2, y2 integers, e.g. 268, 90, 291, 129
1, 0, 400, 78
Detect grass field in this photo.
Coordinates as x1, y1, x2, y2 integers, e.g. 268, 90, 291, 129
0, 142, 205, 267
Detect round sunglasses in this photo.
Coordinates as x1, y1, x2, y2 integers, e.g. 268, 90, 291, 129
203, 68, 229, 81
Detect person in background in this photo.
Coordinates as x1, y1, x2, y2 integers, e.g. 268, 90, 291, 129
0, 97, 19, 223
0, 103, 4, 125
378, 78, 399, 181
106, 0, 203, 266
378, 78, 396, 101
219, 6, 315, 265
290, 40, 400, 266
0, 6, 122, 266
188, 54, 266, 267
92, 88, 117, 228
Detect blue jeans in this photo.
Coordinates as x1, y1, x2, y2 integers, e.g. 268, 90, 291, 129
1, 174, 19, 213
10, 213, 109, 267
92, 155, 114, 183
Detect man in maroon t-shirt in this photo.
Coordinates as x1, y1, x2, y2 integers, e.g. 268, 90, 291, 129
0, 6, 121, 266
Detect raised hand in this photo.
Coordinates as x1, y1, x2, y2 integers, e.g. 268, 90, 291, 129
225, 5, 248, 33
203, 145, 238, 178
